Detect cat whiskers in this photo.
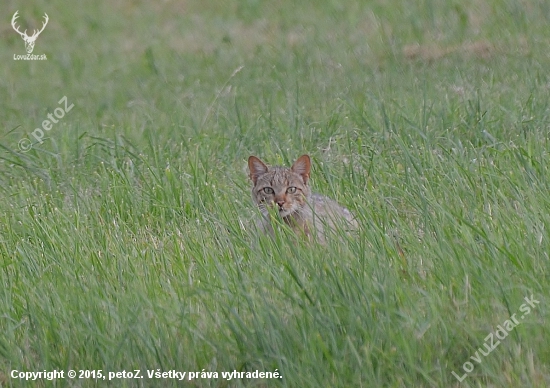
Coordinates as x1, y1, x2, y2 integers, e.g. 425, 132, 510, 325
257, 203, 269, 217
258, 201, 301, 219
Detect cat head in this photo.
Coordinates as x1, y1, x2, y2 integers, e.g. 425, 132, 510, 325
248, 155, 311, 218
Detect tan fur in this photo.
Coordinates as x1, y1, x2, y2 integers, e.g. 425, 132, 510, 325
248, 155, 357, 243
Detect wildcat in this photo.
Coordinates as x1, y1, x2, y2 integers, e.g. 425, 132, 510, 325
248, 154, 357, 243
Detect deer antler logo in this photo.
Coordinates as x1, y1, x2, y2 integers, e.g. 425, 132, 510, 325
11, 11, 49, 54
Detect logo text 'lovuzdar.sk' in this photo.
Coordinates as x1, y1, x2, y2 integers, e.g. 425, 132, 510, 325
11, 10, 48, 60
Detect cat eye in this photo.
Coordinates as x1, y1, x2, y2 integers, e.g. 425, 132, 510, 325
286, 187, 297, 194
263, 187, 274, 194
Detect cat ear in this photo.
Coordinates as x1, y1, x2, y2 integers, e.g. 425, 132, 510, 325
291, 155, 311, 184
248, 156, 269, 184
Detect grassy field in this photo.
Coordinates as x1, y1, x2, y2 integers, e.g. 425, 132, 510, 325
1, 0, 550, 386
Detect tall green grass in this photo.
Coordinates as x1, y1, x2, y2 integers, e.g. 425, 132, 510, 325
1, 0, 549, 386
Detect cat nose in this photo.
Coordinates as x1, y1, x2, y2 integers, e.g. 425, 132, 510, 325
276, 199, 285, 207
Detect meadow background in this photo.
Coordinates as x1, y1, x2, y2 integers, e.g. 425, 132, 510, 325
1, 0, 549, 386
